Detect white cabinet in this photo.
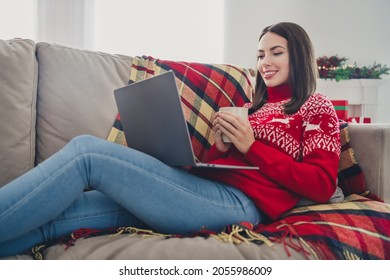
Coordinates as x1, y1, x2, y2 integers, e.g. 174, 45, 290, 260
316, 79, 384, 122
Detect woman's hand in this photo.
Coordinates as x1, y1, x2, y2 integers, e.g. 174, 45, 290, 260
212, 112, 232, 153
212, 111, 255, 155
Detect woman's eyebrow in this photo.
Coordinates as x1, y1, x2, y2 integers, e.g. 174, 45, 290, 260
258, 45, 286, 53
270, 45, 286, 51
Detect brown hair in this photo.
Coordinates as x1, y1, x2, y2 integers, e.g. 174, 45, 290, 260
249, 22, 318, 115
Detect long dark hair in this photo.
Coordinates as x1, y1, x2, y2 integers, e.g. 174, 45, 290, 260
249, 22, 318, 115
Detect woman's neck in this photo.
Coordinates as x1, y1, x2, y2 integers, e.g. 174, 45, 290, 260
267, 84, 292, 102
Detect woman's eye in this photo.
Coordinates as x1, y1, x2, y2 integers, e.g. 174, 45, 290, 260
258, 55, 264, 60
274, 52, 283, 56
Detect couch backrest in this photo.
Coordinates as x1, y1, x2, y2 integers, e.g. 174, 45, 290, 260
0, 39, 37, 186
35, 43, 133, 163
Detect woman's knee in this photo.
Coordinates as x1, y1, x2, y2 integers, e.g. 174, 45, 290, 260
69, 134, 100, 145
66, 134, 108, 155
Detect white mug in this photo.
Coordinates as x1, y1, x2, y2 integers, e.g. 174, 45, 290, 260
218, 107, 248, 143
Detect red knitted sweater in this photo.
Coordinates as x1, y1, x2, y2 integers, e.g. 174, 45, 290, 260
192, 84, 341, 220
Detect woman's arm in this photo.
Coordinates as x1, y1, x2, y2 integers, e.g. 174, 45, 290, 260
245, 140, 339, 203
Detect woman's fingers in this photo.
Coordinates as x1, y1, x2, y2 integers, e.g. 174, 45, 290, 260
214, 111, 255, 154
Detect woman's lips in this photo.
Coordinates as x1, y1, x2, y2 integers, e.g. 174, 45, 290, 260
263, 70, 278, 79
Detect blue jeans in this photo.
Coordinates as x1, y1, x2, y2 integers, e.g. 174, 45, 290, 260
0, 135, 262, 257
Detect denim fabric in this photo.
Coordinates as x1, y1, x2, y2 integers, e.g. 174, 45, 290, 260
0, 135, 262, 257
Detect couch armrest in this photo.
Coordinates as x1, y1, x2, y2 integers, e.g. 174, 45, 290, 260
348, 124, 390, 203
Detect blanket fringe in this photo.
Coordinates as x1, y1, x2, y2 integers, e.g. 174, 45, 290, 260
111, 226, 172, 238
344, 250, 361, 260
222, 224, 273, 246
267, 219, 340, 260
29, 244, 46, 260
113, 225, 274, 248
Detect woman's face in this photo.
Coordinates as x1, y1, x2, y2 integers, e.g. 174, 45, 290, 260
257, 32, 290, 87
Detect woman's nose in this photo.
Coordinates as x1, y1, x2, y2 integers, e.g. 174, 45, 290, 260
257, 58, 270, 72
261, 55, 271, 66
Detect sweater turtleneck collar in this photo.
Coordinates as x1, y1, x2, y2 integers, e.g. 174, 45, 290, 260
267, 84, 293, 102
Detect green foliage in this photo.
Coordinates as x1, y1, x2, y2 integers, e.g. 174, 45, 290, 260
316, 55, 390, 81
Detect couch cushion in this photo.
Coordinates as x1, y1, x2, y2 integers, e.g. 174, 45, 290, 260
0, 39, 37, 187
40, 234, 306, 260
35, 43, 133, 163
348, 124, 390, 203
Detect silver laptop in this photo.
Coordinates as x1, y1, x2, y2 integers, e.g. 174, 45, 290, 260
113, 71, 258, 170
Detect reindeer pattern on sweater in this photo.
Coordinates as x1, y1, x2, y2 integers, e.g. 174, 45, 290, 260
245, 93, 340, 162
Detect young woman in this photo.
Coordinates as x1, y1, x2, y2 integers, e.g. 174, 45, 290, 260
0, 22, 341, 257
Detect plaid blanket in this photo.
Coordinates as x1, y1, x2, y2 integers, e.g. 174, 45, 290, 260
256, 195, 390, 259
107, 56, 253, 162
28, 195, 390, 260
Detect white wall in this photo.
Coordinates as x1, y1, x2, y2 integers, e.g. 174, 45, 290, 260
0, 0, 36, 40
92, 0, 224, 63
224, 0, 390, 123
13, 0, 224, 64
224, 0, 390, 68
36, 0, 95, 49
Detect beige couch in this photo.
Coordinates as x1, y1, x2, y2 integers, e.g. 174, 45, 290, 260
1, 39, 389, 260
